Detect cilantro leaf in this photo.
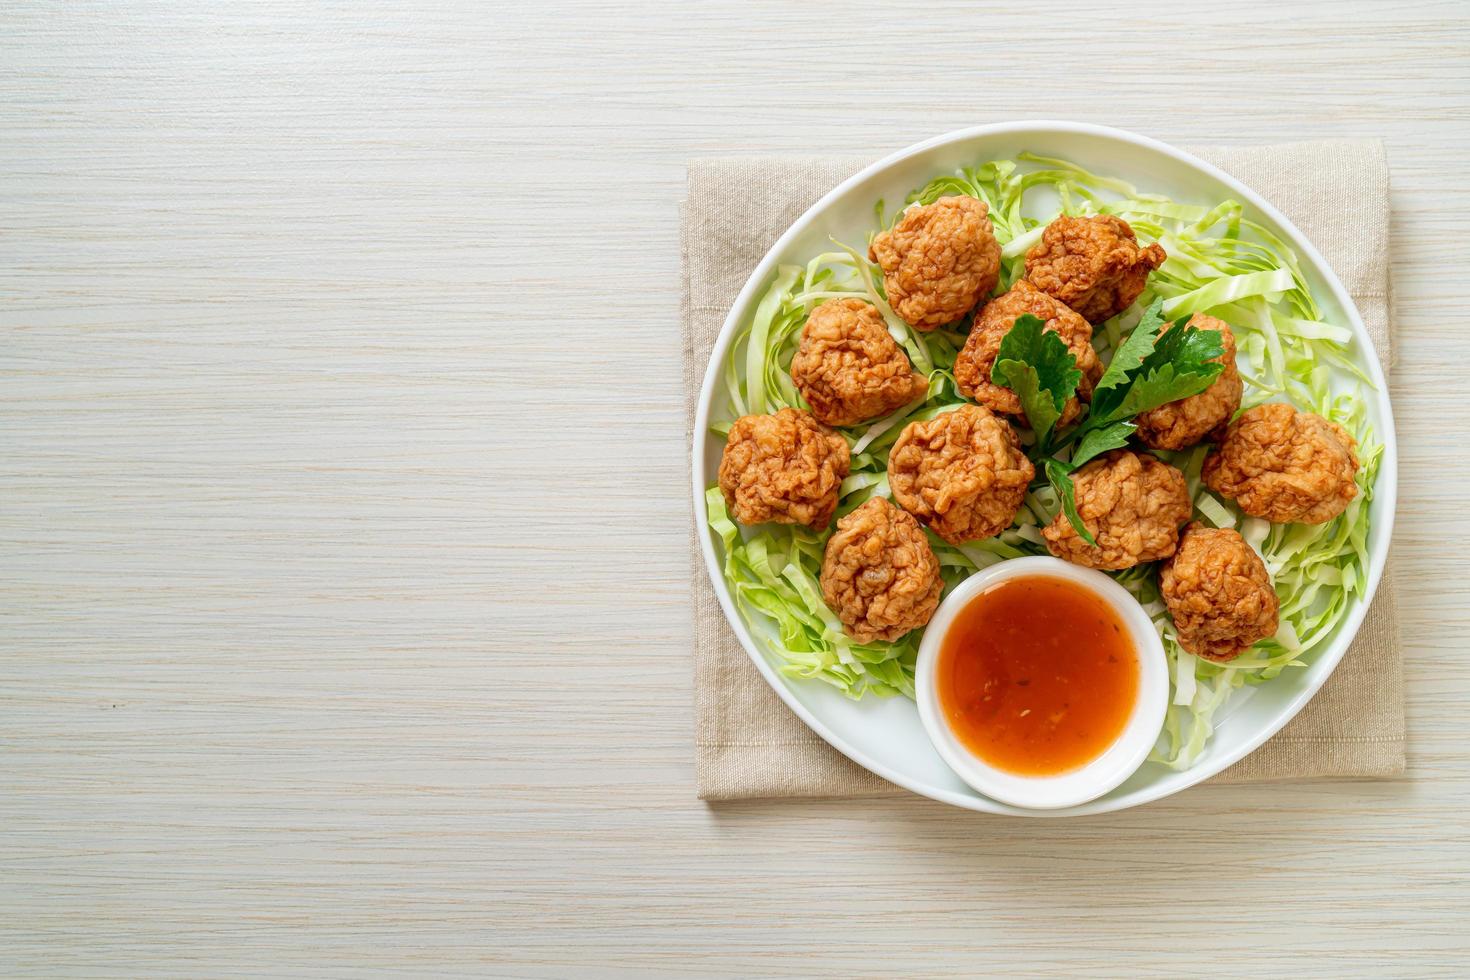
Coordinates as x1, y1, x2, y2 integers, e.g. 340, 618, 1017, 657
989, 314, 1081, 451
1046, 458, 1095, 547
1115, 361, 1221, 420
1147, 317, 1225, 375
992, 359, 1061, 452
1088, 313, 1226, 429
1071, 419, 1136, 469
1093, 297, 1168, 402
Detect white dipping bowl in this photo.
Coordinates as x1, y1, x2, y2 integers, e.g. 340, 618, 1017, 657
915, 556, 1169, 810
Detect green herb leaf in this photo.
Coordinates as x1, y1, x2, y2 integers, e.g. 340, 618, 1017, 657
991, 315, 1083, 403
992, 360, 1060, 452
1071, 420, 1136, 468
1046, 459, 1095, 547
990, 313, 1080, 451
1149, 317, 1226, 374
1093, 298, 1168, 402
1087, 312, 1226, 429
1115, 360, 1224, 420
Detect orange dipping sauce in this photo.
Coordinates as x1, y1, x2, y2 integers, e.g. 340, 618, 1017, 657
937, 575, 1139, 776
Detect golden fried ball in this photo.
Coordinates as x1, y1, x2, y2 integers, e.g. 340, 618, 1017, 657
1161, 523, 1279, 662
819, 497, 943, 644
1134, 314, 1244, 450
1042, 450, 1191, 569
868, 196, 1001, 330
953, 279, 1102, 422
718, 407, 849, 530
1024, 214, 1167, 323
790, 298, 928, 427
886, 404, 1035, 545
1202, 403, 1359, 525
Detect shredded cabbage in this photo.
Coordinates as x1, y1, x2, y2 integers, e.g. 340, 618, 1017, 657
706, 154, 1380, 770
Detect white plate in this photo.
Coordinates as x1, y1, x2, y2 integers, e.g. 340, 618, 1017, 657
690, 122, 1397, 816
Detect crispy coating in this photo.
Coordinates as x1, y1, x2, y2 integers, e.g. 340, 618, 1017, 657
868, 196, 1001, 330
819, 497, 942, 643
1024, 214, 1166, 323
886, 404, 1034, 545
790, 298, 928, 427
1134, 314, 1244, 450
1043, 450, 1191, 570
1161, 523, 1279, 662
718, 408, 849, 530
1202, 403, 1359, 525
953, 280, 1103, 421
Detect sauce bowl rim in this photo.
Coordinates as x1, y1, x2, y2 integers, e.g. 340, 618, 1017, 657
915, 555, 1170, 810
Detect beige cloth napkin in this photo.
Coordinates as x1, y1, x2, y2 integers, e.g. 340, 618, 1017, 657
682, 140, 1404, 801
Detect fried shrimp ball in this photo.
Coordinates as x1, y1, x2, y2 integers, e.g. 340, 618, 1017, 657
953, 280, 1103, 421
1042, 450, 1191, 570
819, 497, 942, 643
886, 404, 1034, 545
1134, 314, 1244, 450
1161, 523, 1279, 662
789, 298, 928, 427
1024, 214, 1167, 323
718, 407, 849, 530
1202, 403, 1359, 525
868, 195, 1002, 330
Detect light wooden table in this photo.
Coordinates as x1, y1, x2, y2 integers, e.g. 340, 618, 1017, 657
3, 2, 1468, 975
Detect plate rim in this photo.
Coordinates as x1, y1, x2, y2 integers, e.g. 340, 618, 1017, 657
689, 120, 1399, 816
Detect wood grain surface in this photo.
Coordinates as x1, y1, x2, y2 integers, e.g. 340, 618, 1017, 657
3, 1, 1468, 975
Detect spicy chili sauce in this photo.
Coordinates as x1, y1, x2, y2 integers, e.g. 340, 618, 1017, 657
937, 575, 1138, 775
